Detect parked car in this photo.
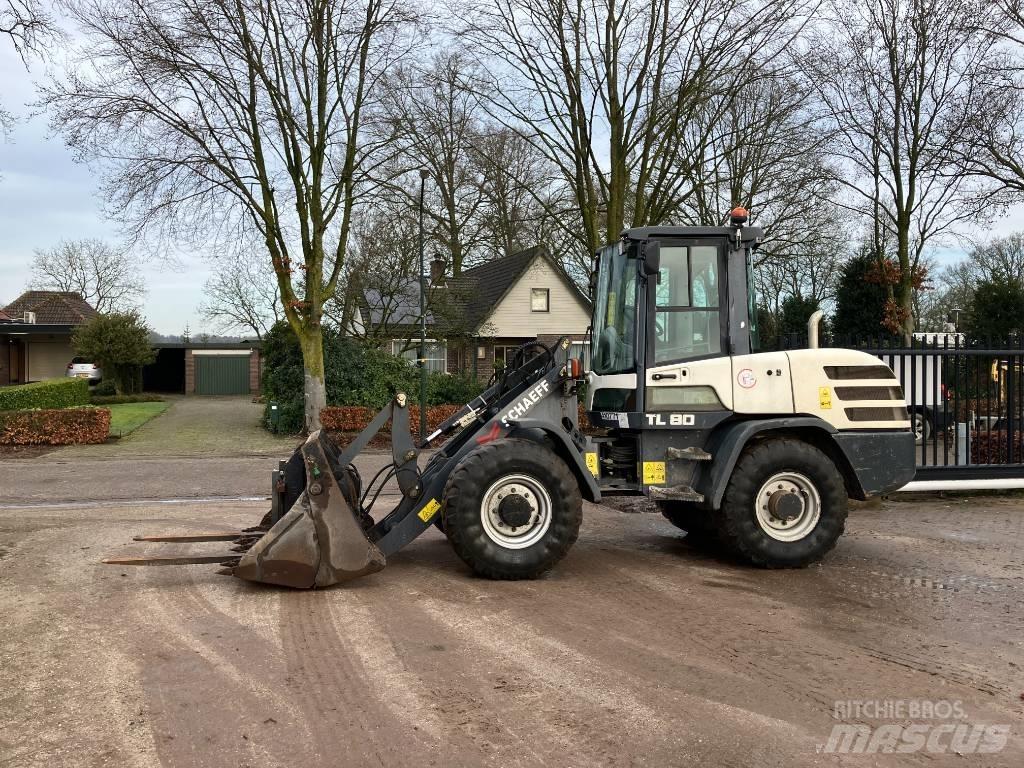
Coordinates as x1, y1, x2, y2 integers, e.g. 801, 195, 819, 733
66, 357, 102, 383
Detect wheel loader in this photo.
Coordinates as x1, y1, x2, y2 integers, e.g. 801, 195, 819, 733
105, 208, 916, 587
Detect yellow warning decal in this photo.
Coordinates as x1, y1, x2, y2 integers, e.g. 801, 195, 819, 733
819, 386, 832, 410
418, 498, 441, 523
585, 452, 599, 477
642, 461, 666, 485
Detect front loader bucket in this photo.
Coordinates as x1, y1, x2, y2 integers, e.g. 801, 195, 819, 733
232, 431, 385, 588
104, 430, 386, 588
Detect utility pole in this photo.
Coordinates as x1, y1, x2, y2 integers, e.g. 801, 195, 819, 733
418, 168, 430, 442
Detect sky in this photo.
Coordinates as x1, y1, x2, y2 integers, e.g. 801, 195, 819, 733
0, 45, 215, 335
3, 23, 1023, 336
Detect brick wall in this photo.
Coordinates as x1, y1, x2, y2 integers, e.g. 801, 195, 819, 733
184, 349, 195, 394
249, 350, 261, 395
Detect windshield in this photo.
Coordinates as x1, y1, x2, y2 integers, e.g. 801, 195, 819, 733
591, 243, 637, 374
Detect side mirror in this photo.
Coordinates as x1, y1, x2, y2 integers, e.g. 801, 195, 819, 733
641, 241, 660, 276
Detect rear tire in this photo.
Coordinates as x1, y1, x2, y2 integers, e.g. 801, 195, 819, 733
718, 438, 847, 568
442, 438, 582, 579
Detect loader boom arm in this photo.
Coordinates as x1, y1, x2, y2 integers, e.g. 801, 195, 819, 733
106, 337, 592, 588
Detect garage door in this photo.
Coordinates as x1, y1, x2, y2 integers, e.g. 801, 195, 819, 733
194, 355, 250, 395
28, 341, 75, 381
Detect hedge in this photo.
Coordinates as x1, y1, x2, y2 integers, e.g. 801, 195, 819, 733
0, 407, 111, 445
971, 430, 1024, 464
0, 378, 90, 412
321, 405, 461, 434
91, 394, 165, 405
321, 404, 595, 436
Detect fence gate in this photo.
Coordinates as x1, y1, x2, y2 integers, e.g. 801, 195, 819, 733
784, 335, 1024, 487
875, 339, 1023, 485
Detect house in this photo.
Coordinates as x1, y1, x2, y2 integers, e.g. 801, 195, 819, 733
358, 246, 593, 377
0, 291, 99, 384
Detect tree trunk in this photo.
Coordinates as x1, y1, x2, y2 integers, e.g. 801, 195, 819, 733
896, 226, 915, 344
297, 325, 327, 433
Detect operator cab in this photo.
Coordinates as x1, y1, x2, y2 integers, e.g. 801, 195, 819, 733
588, 212, 763, 418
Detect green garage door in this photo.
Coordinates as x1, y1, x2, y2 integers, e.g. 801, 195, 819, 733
194, 355, 250, 395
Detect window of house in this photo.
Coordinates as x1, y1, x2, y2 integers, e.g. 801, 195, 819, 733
493, 345, 521, 370
530, 288, 550, 312
391, 340, 447, 373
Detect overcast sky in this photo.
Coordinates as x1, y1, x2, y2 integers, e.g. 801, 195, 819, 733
3, 26, 1022, 336
0, 45, 215, 335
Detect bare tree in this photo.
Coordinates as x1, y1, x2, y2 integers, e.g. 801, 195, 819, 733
332, 202, 476, 346
46, 0, 417, 431
1, 0, 48, 53
1, 0, 54, 135
471, 126, 564, 261
200, 250, 282, 340
460, 0, 806, 258
29, 238, 145, 312
383, 53, 489, 276
803, 0, 1002, 340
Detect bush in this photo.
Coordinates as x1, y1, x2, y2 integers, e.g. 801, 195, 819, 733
91, 394, 165, 405
261, 321, 483, 433
73, 312, 155, 395
92, 379, 117, 396
428, 372, 484, 405
0, 378, 90, 411
971, 430, 1024, 464
0, 407, 110, 445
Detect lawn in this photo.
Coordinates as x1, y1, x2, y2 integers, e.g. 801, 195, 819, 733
107, 401, 171, 437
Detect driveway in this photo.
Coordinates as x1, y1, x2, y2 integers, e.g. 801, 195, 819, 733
56, 395, 298, 459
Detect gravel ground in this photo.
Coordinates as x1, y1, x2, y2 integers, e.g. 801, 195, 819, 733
1, 487, 1021, 767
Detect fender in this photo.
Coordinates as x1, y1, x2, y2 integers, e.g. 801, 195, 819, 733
695, 416, 842, 509
510, 418, 602, 503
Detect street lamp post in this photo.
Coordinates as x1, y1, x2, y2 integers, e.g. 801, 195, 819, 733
418, 168, 429, 443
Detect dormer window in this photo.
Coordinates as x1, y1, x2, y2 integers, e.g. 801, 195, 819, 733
530, 288, 549, 312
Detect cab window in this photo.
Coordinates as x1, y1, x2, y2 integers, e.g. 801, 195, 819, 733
653, 244, 722, 363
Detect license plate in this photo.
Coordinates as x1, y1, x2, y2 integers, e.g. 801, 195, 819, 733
76, 373, 91, 378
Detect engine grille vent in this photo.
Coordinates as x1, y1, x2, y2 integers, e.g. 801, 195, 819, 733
834, 385, 904, 401
824, 365, 896, 380
844, 406, 909, 422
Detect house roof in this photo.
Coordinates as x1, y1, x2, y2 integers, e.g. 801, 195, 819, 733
2, 291, 99, 326
453, 246, 591, 333
455, 246, 545, 331
0, 308, 11, 322
358, 246, 591, 338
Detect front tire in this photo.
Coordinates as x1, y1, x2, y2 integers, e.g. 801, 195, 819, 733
718, 438, 847, 568
442, 438, 583, 579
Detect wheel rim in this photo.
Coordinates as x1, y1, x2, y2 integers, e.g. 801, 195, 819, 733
480, 473, 552, 549
754, 472, 821, 542
913, 413, 927, 442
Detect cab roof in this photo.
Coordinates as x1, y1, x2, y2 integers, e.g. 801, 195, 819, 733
621, 225, 763, 243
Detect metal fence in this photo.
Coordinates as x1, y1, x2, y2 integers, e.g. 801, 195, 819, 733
781, 334, 1024, 481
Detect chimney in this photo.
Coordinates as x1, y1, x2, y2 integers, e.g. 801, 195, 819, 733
429, 257, 446, 286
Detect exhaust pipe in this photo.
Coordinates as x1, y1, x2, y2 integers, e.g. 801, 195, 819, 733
807, 309, 824, 349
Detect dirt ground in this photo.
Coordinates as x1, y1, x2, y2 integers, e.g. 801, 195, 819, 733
1, 482, 1022, 767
